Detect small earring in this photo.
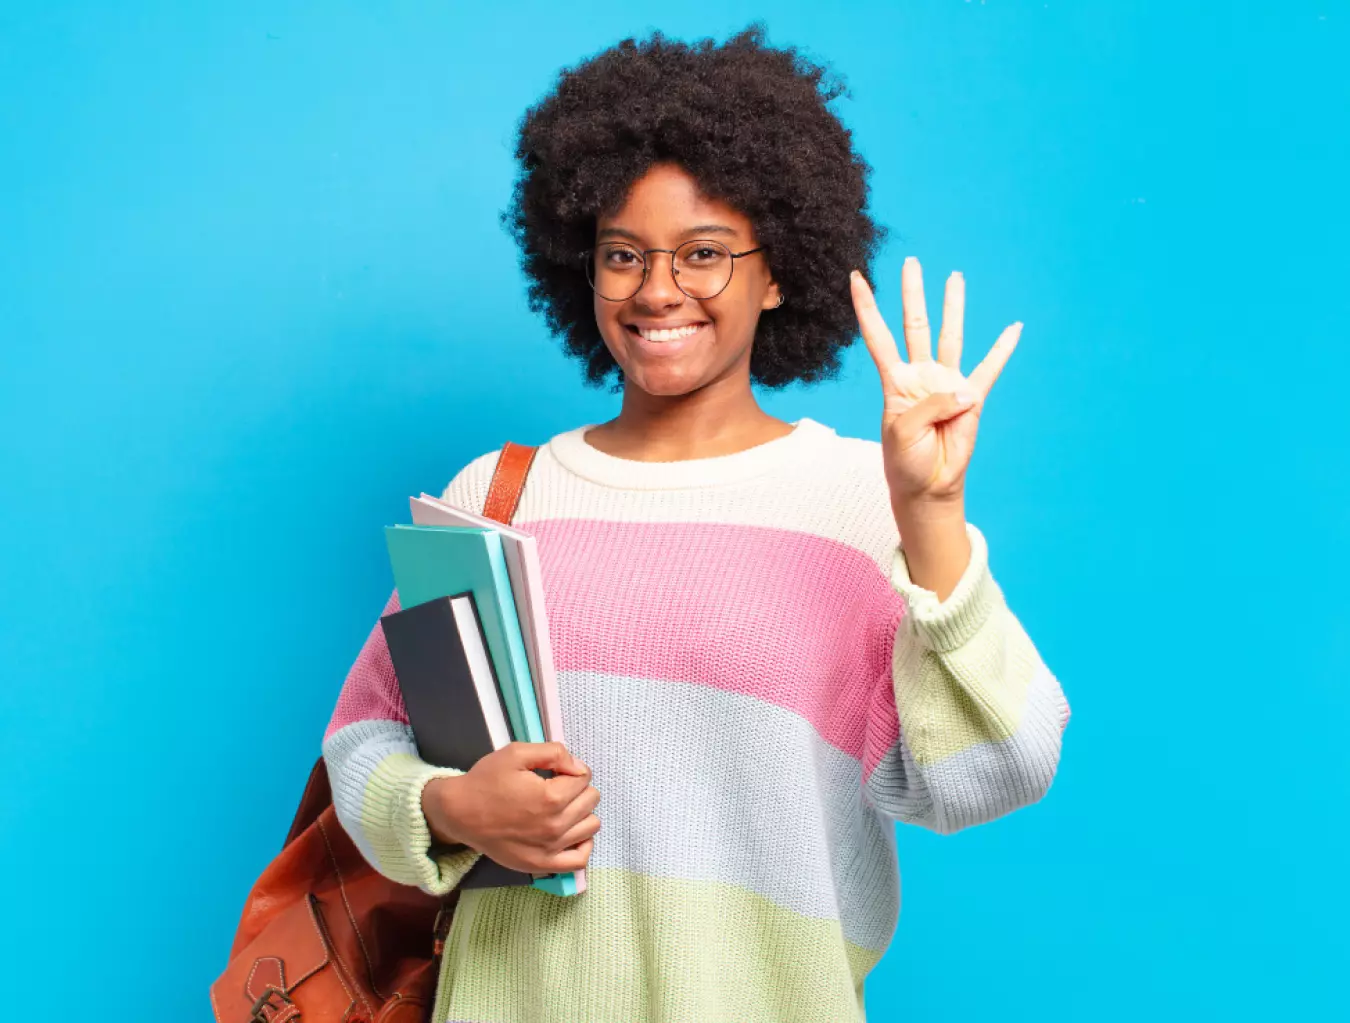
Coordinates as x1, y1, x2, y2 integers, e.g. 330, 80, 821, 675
773, 293, 785, 309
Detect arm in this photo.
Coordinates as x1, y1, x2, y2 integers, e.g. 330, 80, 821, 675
322, 587, 483, 895
863, 521, 1071, 834
847, 259, 1068, 833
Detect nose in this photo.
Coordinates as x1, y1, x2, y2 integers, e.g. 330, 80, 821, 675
634, 251, 685, 310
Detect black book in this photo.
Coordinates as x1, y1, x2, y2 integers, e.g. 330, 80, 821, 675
380, 592, 544, 890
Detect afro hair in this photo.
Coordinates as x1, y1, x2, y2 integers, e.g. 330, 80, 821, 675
500, 23, 887, 390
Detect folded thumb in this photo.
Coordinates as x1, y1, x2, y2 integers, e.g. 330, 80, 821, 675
911, 389, 978, 427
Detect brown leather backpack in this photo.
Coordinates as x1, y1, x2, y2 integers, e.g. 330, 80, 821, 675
211, 442, 539, 1023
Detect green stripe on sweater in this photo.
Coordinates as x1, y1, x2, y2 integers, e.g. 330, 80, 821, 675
434, 867, 883, 1023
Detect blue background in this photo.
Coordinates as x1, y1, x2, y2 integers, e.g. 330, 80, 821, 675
2, 2, 1345, 1018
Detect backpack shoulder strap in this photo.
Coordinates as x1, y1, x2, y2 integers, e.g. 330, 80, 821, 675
481, 441, 538, 525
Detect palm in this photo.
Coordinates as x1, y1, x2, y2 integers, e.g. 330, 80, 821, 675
887, 357, 980, 493
850, 258, 1022, 505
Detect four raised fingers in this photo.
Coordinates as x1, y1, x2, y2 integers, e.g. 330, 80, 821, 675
850, 270, 905, 394
936, 271, 964, 369
900, 256, 933, 363
967, 322, 1023, 398
853, 259, 1018, 399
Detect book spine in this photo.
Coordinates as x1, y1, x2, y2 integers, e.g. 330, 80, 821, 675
484, 531, 546, 744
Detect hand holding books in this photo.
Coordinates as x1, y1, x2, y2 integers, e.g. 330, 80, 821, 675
422, 742, 600, 876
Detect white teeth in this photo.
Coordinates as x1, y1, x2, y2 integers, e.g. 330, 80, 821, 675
636, 323, 704, 342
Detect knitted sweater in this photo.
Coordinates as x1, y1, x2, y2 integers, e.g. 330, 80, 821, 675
323, 417, 1070, 1023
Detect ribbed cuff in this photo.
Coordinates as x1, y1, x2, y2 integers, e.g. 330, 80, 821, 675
890, 522, 1002, 653
366, 753, 482, 896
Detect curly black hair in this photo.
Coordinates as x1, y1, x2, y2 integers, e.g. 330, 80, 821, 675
500, 23, 887, 390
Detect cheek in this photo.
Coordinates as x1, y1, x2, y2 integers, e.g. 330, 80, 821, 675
594, 296, 622, 345
721, 274, 767, 325
709, 295, 757, 338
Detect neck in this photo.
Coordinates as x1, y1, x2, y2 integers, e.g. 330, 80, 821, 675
587, 373, 792, 462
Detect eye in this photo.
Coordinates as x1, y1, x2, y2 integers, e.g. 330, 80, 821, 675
683, 245, 728, 265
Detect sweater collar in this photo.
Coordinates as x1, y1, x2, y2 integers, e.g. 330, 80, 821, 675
546, 417, 834, 490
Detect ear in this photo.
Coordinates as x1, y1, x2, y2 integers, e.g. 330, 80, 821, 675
760, 278, 782, 311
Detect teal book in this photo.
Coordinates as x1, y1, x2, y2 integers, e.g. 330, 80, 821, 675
383, 523, 579, 897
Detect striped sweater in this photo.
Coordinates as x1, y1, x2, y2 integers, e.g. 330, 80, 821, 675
323, 417, 1070, 1023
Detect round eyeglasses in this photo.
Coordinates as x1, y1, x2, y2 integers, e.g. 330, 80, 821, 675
583, 239, 766, 302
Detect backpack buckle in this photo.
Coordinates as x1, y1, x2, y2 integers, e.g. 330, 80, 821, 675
248, 986, 298, 1022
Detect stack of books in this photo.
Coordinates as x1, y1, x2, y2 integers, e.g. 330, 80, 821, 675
379, 492, 583, 897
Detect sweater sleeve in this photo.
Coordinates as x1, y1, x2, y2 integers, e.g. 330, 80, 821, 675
861, 522, 1071, 833
320, 453, 503, 893
322, 587, 483, 895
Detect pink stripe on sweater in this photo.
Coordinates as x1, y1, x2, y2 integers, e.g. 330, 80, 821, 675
325, 521, 908, 776
528, 519, 905, 769
325, 588, 410, 740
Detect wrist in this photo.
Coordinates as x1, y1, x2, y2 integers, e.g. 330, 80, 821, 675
892, 499, 971, 602
422, 773, 470, 847
893, 494, 966, 533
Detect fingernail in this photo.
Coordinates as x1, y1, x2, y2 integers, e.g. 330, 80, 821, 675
850, 269, 861, 281
955, 391, 976, 406
904, 256, 917, 266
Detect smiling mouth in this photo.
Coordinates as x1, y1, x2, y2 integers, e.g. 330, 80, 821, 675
626, 322, 709, 342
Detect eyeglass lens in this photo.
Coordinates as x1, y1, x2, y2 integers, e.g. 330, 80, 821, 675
588, 240, 734, 301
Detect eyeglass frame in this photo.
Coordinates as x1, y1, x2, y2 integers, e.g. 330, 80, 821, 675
581, 239, 767, 302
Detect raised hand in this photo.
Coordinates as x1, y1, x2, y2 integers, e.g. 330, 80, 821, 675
850, 256, 1021, 514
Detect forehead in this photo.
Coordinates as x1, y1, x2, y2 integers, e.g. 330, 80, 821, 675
597, 163, 751, 235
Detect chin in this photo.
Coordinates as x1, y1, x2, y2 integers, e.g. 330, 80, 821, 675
623, 366, 708, 398
608, 344, 714, 398
604, 328, 741, 398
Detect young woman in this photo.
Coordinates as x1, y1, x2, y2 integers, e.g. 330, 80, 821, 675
323, 26, 1070, 1023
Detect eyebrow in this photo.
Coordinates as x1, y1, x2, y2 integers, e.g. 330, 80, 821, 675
595, 224, 739, 244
